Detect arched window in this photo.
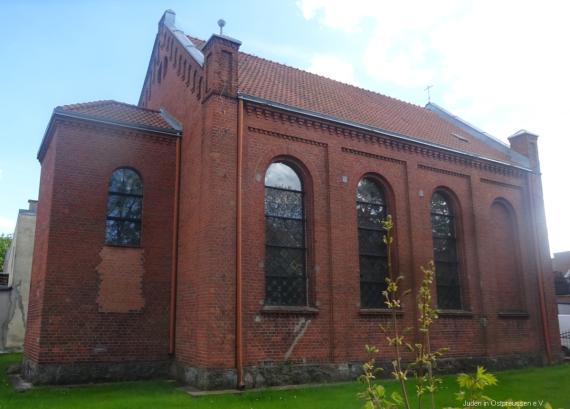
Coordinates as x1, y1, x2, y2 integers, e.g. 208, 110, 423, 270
105, 168, 143, 246
264, 162, 306, 306
357, 177, 388, 308
430, 191, 461, 309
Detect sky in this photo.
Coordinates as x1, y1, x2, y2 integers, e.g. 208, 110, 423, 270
0, 0, 568, 254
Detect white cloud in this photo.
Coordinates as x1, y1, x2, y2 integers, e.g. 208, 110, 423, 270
307, 55, 357, 85
298, 0, 570, 253
0, 216, 15, 235
297, 0, 376, 32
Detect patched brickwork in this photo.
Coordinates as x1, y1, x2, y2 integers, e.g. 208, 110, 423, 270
96, 247, 145, 313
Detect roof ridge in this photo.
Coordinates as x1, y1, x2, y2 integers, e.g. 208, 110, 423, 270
59, 99, 162, 114
58, 100, 115, 110
187, 34, 431, 114
186, 34, 512, 162
241, 50, 430, 111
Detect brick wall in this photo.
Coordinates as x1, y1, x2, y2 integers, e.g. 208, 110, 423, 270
24, 119, 177, 367
238, 105, 537, 366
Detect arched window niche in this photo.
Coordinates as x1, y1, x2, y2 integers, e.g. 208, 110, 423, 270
264, 162, 307, 306
490, 199, 525, 312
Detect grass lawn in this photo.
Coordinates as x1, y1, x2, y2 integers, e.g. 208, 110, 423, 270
1, 353, 568, 408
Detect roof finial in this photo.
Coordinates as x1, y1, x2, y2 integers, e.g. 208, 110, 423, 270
217, 19, 226, 35
424, 84, 434, 103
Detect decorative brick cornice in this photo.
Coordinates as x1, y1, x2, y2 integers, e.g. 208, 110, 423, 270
480, 178, 522, 190
341, 147, 406, 166
248, 126, 327, 148
245, 102, 526, 178
139, 26, 204, 108
418, 164, 470, 179
57, 117, 177, 146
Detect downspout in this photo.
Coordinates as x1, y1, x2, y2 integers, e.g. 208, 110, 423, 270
236, 99, 245, 388
169, 137, 182, 355
527, 172, 552, 363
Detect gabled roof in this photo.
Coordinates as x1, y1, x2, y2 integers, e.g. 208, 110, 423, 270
38, 100, 181, 161
190, 36, 520, 166
426, 102, 530, 167
55, 100, 181, 134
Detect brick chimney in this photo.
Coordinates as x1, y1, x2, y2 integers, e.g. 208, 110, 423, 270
202, 33, 241, 99
509, 130, 540, 171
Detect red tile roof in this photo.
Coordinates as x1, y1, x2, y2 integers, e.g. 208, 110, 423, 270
190, 36, 512, 163
56, 100, 179, 133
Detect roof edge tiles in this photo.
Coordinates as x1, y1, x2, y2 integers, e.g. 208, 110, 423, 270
426, 102, 530, 167
37, 100, 182, 161
239, 94, 532, 172
55, 100, 182, 134
161, 10, 204, 66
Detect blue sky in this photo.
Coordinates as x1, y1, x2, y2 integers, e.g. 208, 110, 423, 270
0, 0, 568, 254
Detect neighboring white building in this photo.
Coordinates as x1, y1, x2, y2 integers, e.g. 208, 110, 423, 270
0, 200, 37, 351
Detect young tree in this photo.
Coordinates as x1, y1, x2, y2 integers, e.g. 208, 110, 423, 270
0, 234, 12, 271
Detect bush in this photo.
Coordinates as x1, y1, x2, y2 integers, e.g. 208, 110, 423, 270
0, 233, 12, 271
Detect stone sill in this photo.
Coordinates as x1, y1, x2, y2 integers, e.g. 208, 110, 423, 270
498, 311, 530, 319
359, 308, 403, 317
103, 243, 142, 249
437, 309, 474, 318
261, 305, 319, 315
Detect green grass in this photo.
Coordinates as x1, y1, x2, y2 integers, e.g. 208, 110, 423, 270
1, 353, 568, 408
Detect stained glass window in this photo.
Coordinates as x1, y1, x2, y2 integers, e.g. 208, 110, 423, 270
357, 178, 388, 308
105, 168, 143, 246
430, 191, 462, 309
264, 163, 307, 306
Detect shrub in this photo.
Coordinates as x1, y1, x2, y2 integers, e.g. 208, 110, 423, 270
358, 215, 551, 409
0, 233, 12, 271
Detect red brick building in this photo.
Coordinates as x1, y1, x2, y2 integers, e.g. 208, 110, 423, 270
23, 10, 560, 388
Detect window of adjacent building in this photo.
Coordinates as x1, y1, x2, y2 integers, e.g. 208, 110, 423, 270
357, 177, 388, 309
105, 168, 143, 247
430, 191, 462, 310
264, 162, 307, 306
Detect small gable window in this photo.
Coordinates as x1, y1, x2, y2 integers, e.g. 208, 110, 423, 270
105, 168, 143, 247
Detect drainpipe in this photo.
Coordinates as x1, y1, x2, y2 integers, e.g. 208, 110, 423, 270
236, 99, 245, 388
527, 173, 552, 363
169, 137, 181, 355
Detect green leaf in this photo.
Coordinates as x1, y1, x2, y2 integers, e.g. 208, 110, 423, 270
374, 384, 386, 398
391, 391, 403, 405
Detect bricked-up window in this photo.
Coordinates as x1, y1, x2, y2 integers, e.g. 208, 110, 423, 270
105, 168, 143, 247
430, 191, 462, 309
357, 178, 388, 308
264, 162, 307, 306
